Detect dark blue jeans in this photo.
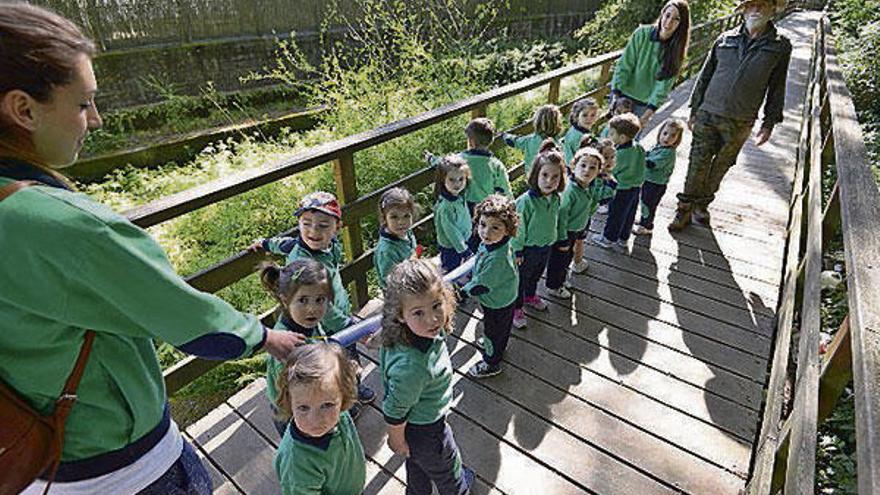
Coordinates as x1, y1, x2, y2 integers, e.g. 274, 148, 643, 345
638, 181, 667, 230
439, 246, 468, 273
545, 238, 574, 290
404, 419, 472, 495
481, 302, 515, 366
516, 245, 552, 309
603, 186, 641, 242
138, 441, 212, 495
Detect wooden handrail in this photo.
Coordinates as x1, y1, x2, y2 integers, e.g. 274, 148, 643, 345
748, 12, 880, 493
822, 15, 880, 494
158, 11, 739, 392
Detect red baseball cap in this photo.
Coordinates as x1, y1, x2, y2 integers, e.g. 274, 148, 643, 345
295, 191, 342, 220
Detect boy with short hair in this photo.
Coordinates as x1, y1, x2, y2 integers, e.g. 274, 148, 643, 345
592, 113, 646, 250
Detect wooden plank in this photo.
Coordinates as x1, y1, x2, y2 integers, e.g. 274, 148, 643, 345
821, 178, 840, 252
784, 57, 824, 492
183, 431, 244, 494
583, 245, 777, 316
548, 78, 561, 104
564, 274, 772, 355
574, 256, 776, 334
824, 16, 880, 493
359, 348, 683, 494
186, 402, 280, 494
518, 294, 764, 411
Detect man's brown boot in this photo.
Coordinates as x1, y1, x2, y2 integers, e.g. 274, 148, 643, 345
668, 204, 692, 232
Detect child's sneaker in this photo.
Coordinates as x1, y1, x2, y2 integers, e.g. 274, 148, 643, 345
524, 295, 548, 311
546, 286, 571, 298
597, 204, 609, 215
591, 233, 613, 248
461, 466, 476, 491
467, 361, 502, 378
614, 239, 629, 253
632, 225, 652, 236
357, 384, 376, 404
571, 259, 590, 273
513, 309, 527, 329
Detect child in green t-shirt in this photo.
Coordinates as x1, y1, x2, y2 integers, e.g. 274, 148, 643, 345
374, 187, 420, 289
461, 195, 520, 378
273, 342, 366, 495
380, 259, 475, 495
634, 118, 685, 235
503, 104, 563, 176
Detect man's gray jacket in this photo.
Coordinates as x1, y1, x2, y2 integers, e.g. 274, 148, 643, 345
690, 21, 792, 128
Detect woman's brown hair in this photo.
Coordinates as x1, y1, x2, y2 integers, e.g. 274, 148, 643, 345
0, 3, 96, 182
655, 0, 691, 80
381, 259, 457, 348
274, 342, 359, 420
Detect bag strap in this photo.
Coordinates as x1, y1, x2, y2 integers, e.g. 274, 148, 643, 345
0, 179, 40, 201
0, 180, 98, 493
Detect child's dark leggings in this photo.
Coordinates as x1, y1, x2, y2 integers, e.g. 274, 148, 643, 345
405, 419, 471, 495
603, 186, 641, 242
545, 237, 575, 290
638, 181, 667, 230
481, 302, 515, 366
439, 246, 468, 273
515, 245, 551, 309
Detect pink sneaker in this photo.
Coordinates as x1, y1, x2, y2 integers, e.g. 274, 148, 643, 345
524, 295, 548, 311
513, 309, 527, 329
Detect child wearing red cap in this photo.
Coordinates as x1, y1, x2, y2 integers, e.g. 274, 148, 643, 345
250, 191, 376, 417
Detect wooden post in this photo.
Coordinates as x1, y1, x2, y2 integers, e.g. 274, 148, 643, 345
548, 78, 561, 105
821, 179, 841, 252
597, 61, 613, 102
333, 152, 368, 309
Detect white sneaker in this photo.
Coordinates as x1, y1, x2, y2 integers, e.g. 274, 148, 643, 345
570, 260, 589, 273
513, 309, 527, 329
546, 287, 571, 298
632, 225, 653, 236
614, 239, 629, 252
591, 233, 612, 248
597, 204, 609, 215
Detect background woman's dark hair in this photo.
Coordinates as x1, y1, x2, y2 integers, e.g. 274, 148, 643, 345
0, 3, 95, 181
259, 258, 333, 318
655, 0, 691, 80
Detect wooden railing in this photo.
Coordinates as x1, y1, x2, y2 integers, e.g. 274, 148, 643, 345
140, 12, 737, 395
745, 14, 880, 494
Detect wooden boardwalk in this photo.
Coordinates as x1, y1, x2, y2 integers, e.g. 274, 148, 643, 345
184, 11, 823, 494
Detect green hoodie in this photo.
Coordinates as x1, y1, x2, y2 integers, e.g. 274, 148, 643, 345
462, 237, 518, 309
612, 141, 647, 190
274, 411, 366, 495
562, 124, 596, 165
557, 175, 603, 240
611, 25, 675, 109
434, 190, 472, 254
504, 133, 560, 176
459, 149, 512, 204
510, 189, 560, 254
381, 331, 453, 425
644, 145, 677, 185
374, 228, 417, 289
0, 176, 264, 462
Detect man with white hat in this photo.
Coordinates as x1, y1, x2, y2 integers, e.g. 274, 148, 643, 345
669, 0, 791, 231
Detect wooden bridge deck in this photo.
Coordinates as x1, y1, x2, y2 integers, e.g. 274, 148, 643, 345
184, 11, 823, 494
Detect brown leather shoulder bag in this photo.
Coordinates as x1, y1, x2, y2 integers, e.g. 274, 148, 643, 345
0, 180, 96, 495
